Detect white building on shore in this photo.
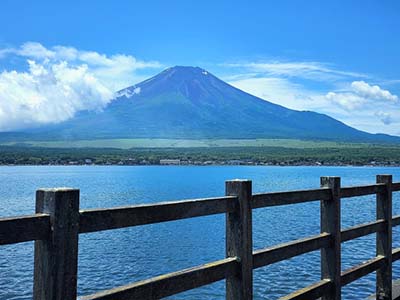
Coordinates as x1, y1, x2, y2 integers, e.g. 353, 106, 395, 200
159, 159, 181, 165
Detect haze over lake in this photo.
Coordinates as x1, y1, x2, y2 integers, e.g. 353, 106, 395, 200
1, 165, 400, 300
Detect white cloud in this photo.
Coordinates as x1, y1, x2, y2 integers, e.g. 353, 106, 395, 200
18, 42, 56, 59
325, 81, 398, 110
325, 92, 367, 110
0, 42, 162, 131
227, 76, 322, 111
2, 42, 162, 91
375, 111, 392, 125
226, 69, 400, 135
351, 81, 398, 102
0, 60, 113, 131
318, 82, 399, 133
224, 61, 368, 82
223, 60, 400, 134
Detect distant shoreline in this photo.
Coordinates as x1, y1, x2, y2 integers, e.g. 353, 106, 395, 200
2, 143, 400, 167
1, 162, 399, 167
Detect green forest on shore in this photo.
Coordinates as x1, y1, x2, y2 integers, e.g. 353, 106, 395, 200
1, 140, 400, 166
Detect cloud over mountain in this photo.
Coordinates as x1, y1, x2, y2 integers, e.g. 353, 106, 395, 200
2, 65, 398, 144
375, 111, 392, 125
325, 81, 398, 110
0, 59, 113, 131
351, 81, 398, 102
224, 61, 368, 82
0, 42, 162, 131
225, 61, 400, 135
0, 43, 399, 135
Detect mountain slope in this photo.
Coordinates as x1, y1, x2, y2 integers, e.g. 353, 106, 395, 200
3, 66, 400, 143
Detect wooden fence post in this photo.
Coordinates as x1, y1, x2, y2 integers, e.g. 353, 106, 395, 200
320, 177, 341, 300
225, 179, 253, 300
376, 175, 392, 300
33, 188, 80, 300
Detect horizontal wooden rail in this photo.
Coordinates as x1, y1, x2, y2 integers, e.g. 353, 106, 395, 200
341, 256, 384, 286
279, 279, 332, 300
251, 188, 330, 209
341, 220, 385, 242
78, 183, 400, 234
0, 214, 50, 245
2, 176, 400, 300
81, 257, 238, 300
79, 196, 236, 233
393, 182, 400, 191
392, 247, 400, 262
393, 215, 400, 227
341, 183, 385, 198
253, 233, 330, 269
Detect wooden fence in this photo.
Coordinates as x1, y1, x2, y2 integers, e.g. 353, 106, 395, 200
1, 175, 400, 300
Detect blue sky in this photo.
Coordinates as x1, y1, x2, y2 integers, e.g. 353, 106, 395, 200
0, 0, 399, 135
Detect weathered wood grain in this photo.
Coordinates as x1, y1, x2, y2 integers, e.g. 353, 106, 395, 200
33, 188, 80, 300
0, 214, 50, 245
341, 220, 384, 242
367, 279, 400, 300
392, 182, 400, 192
341, 256, 384, 286
320, 177, 341, 300
1, 176, 399, 300
392, 247, 400, 262
376, 175, 393, 300
252, 188, 330, 209
225, 180, 253, 300
279, 279, 332, 300
79, 196, 236, 233
340, 184, 385, 198
80, 257, 238, 300
393, 215, 400, 227
253, 233, 330, 269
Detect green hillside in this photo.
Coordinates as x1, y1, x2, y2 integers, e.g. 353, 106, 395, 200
2, 66, 399, 144
0, 138, 385, 149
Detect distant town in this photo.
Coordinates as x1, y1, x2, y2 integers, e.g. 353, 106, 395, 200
1, 156, 399, 167
1, 145, 400, 167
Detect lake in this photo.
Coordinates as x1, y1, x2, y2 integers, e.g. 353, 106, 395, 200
1, 166, 400, 300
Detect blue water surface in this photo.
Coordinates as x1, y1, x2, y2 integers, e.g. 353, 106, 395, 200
1, 166, 400, 300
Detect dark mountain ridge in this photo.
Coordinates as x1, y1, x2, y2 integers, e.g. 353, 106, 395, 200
1, 66, 399, 143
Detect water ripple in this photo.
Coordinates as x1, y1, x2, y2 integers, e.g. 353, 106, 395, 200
1, 166, 400, 299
